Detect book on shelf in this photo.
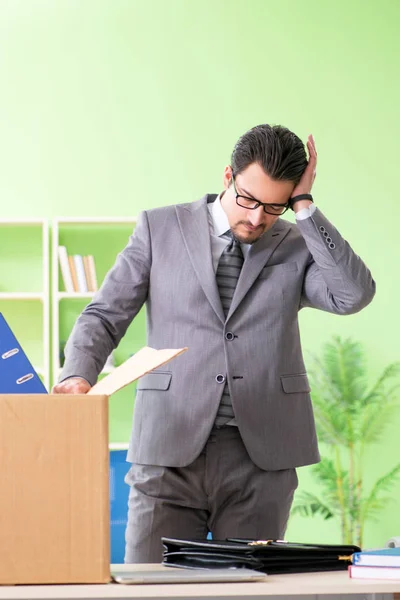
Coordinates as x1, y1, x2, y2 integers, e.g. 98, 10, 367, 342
73, 255, 88, 293
58, 246, 74, 293
83, 256, 93, 292
68, 255, 79, 292
349, 564, 400, 580
58, 248, 98, 293
87, 255, 98, 291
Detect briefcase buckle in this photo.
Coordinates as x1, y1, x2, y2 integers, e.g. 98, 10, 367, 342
248, 540, 273, 546
248, 539, 287, 546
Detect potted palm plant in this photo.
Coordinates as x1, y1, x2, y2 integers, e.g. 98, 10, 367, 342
292, 337, 400, 547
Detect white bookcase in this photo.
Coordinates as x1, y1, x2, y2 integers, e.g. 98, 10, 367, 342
0, 216, 143, 443
0, 219, 50, 390
51, 217, 138, 387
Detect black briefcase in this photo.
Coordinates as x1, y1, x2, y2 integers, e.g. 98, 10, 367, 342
162, 538, 361, 574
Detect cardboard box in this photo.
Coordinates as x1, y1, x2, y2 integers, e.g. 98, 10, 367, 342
0, 346, 187, 585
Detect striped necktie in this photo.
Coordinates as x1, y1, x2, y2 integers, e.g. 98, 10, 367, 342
214, 232, 244, 428
216, 232, 244, 318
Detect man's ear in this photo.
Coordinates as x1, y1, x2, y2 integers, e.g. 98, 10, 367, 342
223, 165, 233, 190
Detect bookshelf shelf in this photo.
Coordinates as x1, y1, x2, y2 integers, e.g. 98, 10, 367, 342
109, 442, 129, 451
0, 292, 45, 301
57, 292, 94, 300
56, 217, 136, 224
0, 218, 48, 226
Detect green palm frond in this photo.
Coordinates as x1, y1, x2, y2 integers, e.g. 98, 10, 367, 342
308, 339, 371, 445
312, 457, 343, 484
360, 401, 400, 445
360, 464, 400, 523
312, 396, 349, 445
292, 491, 335, 520
309, 458, 348, 510
361, 363, 400, 407
309, 358, 343, 405
321, 338, 367, 410
312, 397, 358, 445
360, 496, 394, 523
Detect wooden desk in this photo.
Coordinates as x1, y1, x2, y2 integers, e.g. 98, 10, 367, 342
1, 565, 400, 600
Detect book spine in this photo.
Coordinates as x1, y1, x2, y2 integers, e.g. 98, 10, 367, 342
68, 256, 79, 292
87, 255, 98, 291
83, 256, 93, 292
349, 565, 400, 579
58, 246, 74, 293
73, 255, 88, 293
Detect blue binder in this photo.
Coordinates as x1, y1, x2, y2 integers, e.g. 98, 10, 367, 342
0, 312, 48, 393
110, 449, 129, 563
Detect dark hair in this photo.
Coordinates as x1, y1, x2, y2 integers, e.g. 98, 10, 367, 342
231, 124, 307, 185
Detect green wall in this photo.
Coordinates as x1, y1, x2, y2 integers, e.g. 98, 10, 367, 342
1, 0, 399, 548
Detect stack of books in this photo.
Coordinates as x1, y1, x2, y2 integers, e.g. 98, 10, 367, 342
349, 547, 400, 580
58, 246, 98, 293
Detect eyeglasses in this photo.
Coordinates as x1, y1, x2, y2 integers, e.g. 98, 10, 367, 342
231, 173, 290, 216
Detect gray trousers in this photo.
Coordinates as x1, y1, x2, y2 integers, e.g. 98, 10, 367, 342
124, 426, 298, 563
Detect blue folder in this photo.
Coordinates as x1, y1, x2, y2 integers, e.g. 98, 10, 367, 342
0, 312, 48, 393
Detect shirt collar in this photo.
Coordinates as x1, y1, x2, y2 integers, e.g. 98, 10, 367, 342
211, 193, 230, 237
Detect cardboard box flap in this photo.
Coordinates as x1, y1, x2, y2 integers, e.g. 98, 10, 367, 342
87, 346, 187, 396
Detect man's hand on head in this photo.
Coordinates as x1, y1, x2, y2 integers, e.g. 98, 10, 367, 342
52, 377, 91, 394
291, 134, 317, 212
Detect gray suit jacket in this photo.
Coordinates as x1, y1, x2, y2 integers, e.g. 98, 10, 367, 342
61, 195, 375, 470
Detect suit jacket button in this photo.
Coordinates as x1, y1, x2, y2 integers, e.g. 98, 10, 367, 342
216, 374, 225, 384
225, 332, 234, 341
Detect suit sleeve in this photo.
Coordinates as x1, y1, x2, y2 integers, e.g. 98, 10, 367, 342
60, 211, 152, 385
296, 208, 376, 314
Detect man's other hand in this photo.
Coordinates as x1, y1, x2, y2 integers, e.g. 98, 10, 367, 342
291, 134, 317, 212
52, 377, 91, 394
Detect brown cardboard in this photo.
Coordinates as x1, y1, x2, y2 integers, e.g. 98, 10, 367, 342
0, 346, 187, 585
0, 394, 110, 585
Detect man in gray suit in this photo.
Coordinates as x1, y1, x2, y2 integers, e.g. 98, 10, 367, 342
53, 125, 375, 563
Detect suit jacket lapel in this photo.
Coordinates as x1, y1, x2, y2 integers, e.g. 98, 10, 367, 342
176, 195, 225, 324
227, 219, 291, 320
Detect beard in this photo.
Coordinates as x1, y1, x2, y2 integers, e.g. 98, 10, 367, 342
231, 221, 268, 245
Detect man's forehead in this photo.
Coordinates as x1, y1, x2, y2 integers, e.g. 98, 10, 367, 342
236, 171, 294, 200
